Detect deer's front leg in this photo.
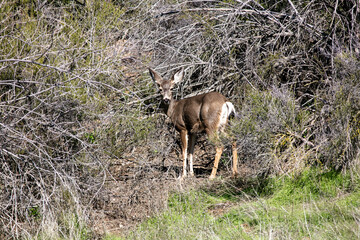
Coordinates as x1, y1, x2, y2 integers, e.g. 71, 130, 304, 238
188, 133, 196, 177
180, 130, 188, 178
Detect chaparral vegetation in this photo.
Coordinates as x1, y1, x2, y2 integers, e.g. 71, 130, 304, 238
0, 0, 359, 239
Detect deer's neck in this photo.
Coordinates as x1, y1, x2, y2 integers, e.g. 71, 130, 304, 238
165, 99, 177, 119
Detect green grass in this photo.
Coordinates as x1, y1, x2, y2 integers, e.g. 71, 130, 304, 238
111, 168, 360, 240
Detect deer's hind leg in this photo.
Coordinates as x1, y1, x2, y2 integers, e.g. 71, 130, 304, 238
205, 128, 224, 180
188, 133, 196, 177
232, 141, 238, 178
209, 144, 224, 180
180, 130, 188, 178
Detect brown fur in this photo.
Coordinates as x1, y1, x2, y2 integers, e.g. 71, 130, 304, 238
167, 92, 227, 135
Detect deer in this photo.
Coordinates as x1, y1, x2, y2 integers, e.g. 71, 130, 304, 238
149, 67, 238, 180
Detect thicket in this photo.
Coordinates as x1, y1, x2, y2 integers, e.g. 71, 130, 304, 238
0, 0, 359, 239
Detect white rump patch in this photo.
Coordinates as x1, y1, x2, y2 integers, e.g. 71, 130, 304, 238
225, 102, 236, 116
219, 102, 236, 130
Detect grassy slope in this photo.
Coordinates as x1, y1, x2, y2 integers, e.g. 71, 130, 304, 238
106, 168, 360, 240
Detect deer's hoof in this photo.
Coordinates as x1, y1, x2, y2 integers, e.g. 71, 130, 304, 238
232, 172, 239, 179
179, 173, 187, 180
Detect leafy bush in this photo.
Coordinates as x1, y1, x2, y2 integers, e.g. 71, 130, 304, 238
230, 87, 314, 175
314, 53, 360, 168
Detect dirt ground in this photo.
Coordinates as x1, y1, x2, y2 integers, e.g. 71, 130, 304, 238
90, 132, 245, 237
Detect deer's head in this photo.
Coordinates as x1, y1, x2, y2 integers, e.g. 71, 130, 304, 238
149, 68, 184, 104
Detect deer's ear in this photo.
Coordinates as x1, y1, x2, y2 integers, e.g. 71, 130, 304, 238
149, 68, 163, 86
172, 68, 184, 85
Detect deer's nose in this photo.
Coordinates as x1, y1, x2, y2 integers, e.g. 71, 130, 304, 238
163, 98, 170, 104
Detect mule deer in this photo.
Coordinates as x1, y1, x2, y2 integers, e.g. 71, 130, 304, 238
149, 68, 238, 179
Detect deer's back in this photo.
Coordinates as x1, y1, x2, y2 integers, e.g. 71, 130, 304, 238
171, 92, 227, 133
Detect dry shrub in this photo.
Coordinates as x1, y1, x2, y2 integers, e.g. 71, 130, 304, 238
1, 0, 360, 238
